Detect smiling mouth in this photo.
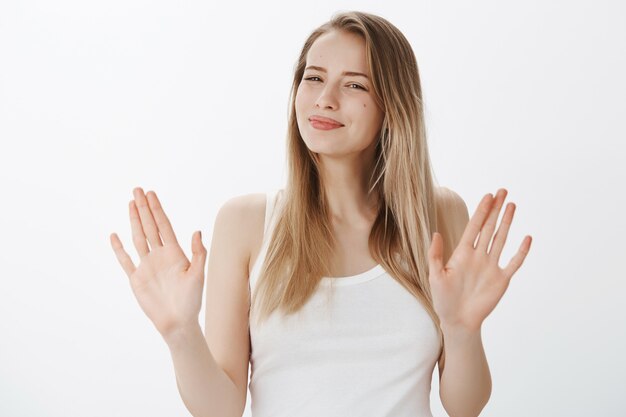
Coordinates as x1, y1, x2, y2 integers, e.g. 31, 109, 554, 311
309, 119, 344, 130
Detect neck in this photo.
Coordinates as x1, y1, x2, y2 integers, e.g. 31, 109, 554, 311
318, 152, 379, 227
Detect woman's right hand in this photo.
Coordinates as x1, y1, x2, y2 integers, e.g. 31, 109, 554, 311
110, 187, 207, 342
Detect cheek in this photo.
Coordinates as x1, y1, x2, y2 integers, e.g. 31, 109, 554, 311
295, 89, 304, 116
295, 86, 309, 109
360, 101, 382, 124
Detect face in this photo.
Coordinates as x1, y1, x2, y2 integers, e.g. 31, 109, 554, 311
295, 30, 384, 159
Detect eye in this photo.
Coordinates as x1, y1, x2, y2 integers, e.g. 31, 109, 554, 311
303, 76, 367, 91
348, 83, 366, 90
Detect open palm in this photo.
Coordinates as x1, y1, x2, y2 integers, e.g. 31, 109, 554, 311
428, 188, 532, 331
110, 187, 207, 340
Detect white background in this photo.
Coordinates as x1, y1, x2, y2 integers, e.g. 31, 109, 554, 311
1, 0, 624, 416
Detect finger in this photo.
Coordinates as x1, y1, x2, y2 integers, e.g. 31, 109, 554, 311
428, 232, 444, 278
489, 202, 515, 261
459, 193, 494, 249
133, 187, 163, 249
146, 190, 179, 246
477, 188, 508, 253
503, 235, 532, 280
129, 200, 150, 257
110, 232, 137, 278
188, 231, 207, 279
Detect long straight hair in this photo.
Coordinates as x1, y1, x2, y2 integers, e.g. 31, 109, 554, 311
249, 11, 447, 369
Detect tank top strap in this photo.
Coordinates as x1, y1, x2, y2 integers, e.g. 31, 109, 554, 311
249, 188, 284, 290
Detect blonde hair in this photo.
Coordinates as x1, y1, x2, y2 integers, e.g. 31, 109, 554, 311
250, 10, 446, 369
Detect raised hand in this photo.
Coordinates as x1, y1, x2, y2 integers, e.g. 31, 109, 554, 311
428, 188, 532, 332
110, 187, 207, 341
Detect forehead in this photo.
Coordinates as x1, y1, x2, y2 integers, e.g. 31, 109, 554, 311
306, 30, 368, 73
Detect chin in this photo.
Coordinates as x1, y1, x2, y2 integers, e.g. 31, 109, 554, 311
302, 133, 341, 151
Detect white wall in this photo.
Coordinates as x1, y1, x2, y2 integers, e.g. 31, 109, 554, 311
1, 0, 624, 416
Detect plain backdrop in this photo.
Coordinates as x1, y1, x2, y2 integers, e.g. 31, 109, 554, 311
1, 0, 624, 416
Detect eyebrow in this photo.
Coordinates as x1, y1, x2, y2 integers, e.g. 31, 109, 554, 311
304, 65, 370, 80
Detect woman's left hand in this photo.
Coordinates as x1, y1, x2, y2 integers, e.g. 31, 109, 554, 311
428, 188, 532, 332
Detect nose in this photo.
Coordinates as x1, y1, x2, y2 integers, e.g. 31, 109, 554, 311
315, 83, 339, 110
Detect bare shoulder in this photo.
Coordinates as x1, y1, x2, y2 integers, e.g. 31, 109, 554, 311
435, 185, 470, 236
436, 186, 468, 216
220, 192, 266, 220
434, 185, 470, 268
220, 192, 266, 215
217, 192, 267, 267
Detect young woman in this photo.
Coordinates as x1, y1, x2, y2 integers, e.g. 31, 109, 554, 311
110, 11, 532, 417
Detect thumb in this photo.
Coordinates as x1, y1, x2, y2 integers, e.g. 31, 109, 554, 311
188, 230, 207, 279
428, 232, 444, 275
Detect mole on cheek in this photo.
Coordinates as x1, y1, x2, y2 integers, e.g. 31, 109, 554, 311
363, 103, 367, 108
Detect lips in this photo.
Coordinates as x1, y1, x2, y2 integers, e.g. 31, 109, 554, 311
309, 115, 344, 127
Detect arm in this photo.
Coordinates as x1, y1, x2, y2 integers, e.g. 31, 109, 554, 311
435, 187, 492, 417
168, 194, 261, 417
432, 187, 531, 417
166, 324, 244, 417
439, 325, 492, 417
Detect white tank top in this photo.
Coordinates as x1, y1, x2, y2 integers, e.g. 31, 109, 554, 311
247, 189, 441, 417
